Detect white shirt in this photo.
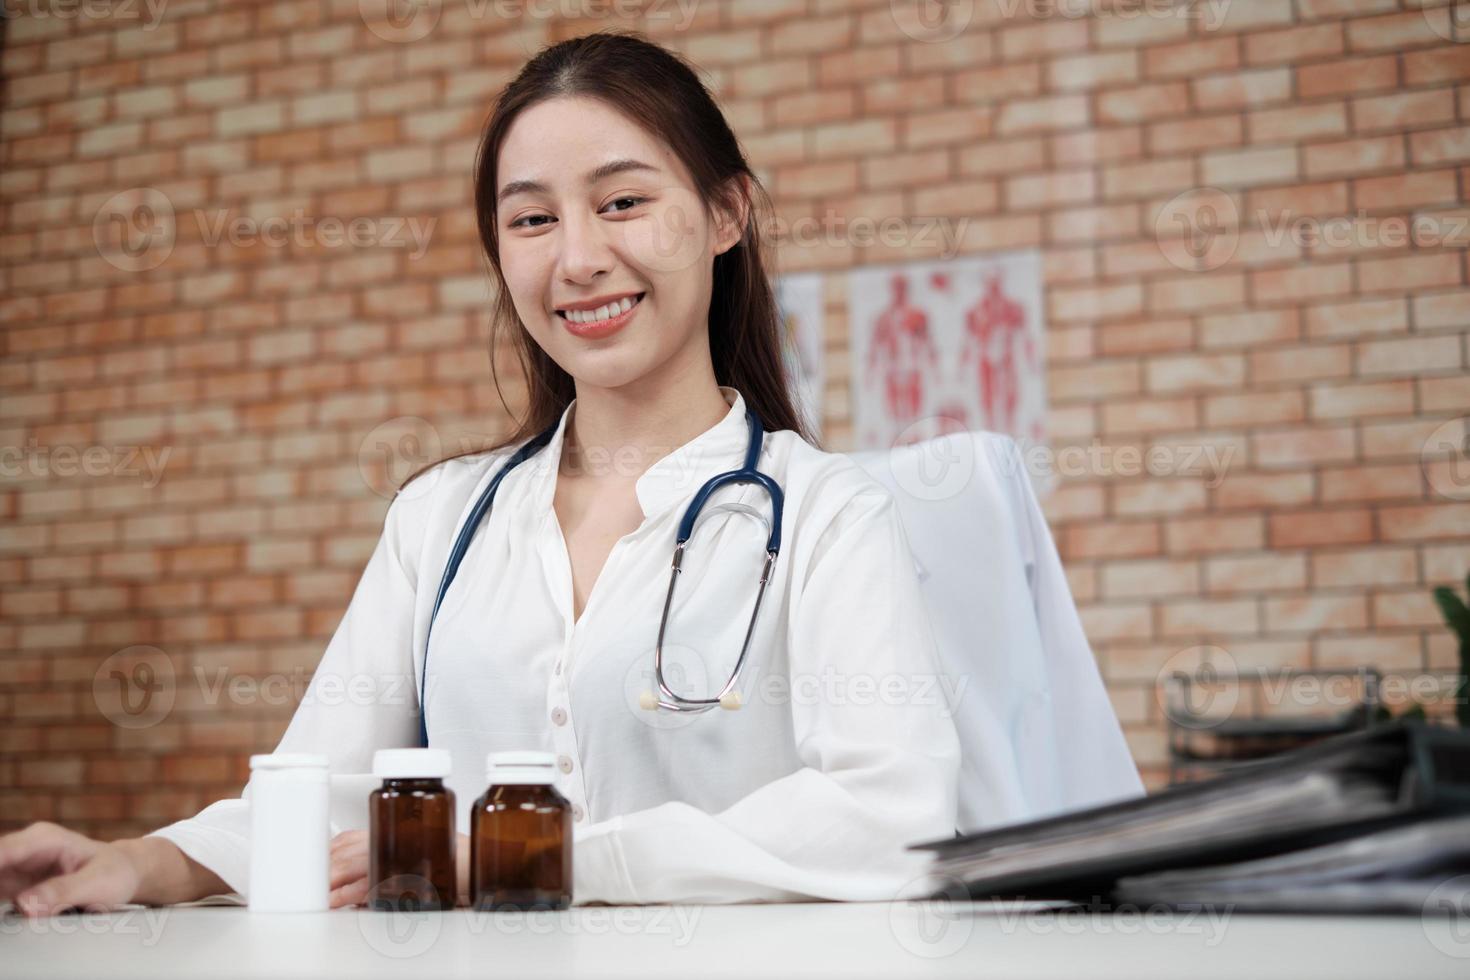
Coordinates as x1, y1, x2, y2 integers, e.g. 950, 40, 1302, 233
149, 386, 962, 905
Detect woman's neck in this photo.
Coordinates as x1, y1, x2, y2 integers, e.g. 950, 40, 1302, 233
561, 376, 731, 482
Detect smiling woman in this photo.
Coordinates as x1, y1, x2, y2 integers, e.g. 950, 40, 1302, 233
0, 29, 966, 915
456, 30, 812, 468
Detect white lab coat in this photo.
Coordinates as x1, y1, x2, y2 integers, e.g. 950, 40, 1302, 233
148, 386, 963, 905
851, 433, 1146, 831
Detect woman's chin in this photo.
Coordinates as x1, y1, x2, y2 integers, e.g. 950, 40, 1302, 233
560, 355, 652, 391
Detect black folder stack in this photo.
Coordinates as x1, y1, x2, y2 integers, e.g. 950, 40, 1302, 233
909, 720, 1470, 913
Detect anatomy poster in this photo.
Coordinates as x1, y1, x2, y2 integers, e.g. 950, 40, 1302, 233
774, 272, 825, 440
847, 251, 1046, 451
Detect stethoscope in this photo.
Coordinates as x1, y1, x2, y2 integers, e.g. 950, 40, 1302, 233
416, 404, 784, 747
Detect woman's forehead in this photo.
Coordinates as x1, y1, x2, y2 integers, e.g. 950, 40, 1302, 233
498, 97, 685, 192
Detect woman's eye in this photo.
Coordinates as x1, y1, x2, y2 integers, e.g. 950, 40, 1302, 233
509, 198, 644, 229
603, 196, 645, 214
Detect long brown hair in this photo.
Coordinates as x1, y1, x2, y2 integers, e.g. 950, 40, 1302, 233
399, 29, 818, 495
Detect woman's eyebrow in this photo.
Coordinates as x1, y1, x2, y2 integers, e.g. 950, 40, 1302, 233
498, 158, 662, 206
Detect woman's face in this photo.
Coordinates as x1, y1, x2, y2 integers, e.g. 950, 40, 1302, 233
495, 96, 744, 391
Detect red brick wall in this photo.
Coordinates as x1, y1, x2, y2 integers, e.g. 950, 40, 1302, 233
2, 1, 1468, 838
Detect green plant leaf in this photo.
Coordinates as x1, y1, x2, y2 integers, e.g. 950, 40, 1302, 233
1434, 586, 1470, 639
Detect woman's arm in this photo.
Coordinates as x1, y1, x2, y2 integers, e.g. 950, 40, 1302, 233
142, 479, 439, 900
4, 458, 490, 916
117, 836, 230, 906
0, 823, 227, 915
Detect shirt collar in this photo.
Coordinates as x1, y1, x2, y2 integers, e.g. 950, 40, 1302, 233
519, 385, 754, 522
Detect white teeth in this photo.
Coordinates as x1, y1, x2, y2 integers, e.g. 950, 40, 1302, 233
562, 294, 638, 324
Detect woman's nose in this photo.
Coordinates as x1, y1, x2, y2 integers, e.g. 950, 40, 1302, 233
555, 209, 615, 283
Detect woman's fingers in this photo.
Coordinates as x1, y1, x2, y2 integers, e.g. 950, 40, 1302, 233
329, 838, 370, 890
13, 844, 134, 917
326, 831, 378, 907
329, 876, 370, 909
0, 823, 93, 906
328, 829, 367, 858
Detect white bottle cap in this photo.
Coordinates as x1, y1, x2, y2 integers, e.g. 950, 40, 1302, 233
373, 748, 451, 779
486, 750, 556, 785
250, 753, 328, 771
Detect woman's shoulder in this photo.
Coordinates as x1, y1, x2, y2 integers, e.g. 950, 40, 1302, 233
764, 429, 897, 519
381, 446, 520, 548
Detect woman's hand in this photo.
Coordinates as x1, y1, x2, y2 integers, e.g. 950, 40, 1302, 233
0, 822, 144, 916
328, 829, 371, 908
331, 830, 472, 908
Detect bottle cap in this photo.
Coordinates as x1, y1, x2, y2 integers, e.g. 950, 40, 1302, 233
486, 750, 556, 784
250, 753, 328, 770
373, 748, 451, 779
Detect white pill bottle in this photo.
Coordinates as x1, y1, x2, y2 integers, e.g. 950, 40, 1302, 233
247, 753, 330, 912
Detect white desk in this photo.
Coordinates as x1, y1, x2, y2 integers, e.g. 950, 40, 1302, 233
3, 900, 1466, 979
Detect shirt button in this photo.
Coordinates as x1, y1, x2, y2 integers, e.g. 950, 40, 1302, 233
557, 754, 573, 774
551, 707, 567, 726
572, 804, 584, 822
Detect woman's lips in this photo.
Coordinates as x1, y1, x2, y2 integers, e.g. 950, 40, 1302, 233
558, 292, 644, 340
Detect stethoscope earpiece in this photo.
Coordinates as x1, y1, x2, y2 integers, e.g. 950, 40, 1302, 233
637, 689, 742, 711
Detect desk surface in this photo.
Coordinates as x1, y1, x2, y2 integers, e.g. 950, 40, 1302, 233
3, 900, 1466, 980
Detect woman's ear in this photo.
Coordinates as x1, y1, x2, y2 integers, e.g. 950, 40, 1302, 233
712, 175, 751, 257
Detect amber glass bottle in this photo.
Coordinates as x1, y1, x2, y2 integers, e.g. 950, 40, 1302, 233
368, 748, 457, 912
470, 751, 572, 911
